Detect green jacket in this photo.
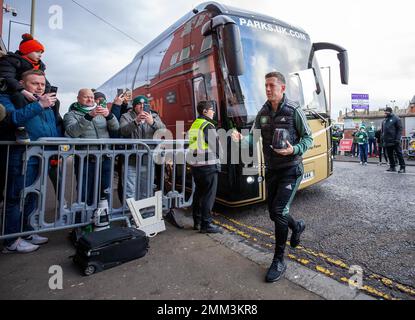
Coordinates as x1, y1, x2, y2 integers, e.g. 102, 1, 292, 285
367, 126, 376, 139
356, 130, 368, 145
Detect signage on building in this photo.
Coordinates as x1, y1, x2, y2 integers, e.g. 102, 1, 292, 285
352, 93, 369, 110
339, 139, 353, 152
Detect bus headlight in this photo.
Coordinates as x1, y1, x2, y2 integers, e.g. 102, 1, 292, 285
246, 176, 255, 184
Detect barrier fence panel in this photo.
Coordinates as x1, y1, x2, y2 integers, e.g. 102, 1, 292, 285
401, 137, 411, 156
0, 139, 193, 241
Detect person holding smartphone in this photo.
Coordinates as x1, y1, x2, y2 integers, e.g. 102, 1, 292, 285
111, 89, 133, 124
64, 89, 120, 210
119, 95, 166, 201
0, 70, 60, 254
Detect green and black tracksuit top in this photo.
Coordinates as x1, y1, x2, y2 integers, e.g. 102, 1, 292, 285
253, 95, 313, 170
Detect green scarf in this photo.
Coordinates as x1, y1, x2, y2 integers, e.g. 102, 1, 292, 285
73, 102, 96, 114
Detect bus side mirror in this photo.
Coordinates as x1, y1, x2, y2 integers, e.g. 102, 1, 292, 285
222, 23, 245, 76
309, 42, 349, 85
337, 51, 349, 85
202, 15, 245, 77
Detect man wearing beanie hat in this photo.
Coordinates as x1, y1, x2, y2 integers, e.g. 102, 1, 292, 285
382, 107, 406, 173
0, 33, 52, 143
94, 91, 107, 103
119, 94, 165, 203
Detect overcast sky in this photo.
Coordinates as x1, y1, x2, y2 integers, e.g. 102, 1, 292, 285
2, 0, 414, 118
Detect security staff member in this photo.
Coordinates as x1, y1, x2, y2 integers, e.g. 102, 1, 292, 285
233, 72, 313, 283
188, 101, 222, 234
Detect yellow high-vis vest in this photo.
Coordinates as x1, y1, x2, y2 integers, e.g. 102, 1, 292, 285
189, 118, 211, 152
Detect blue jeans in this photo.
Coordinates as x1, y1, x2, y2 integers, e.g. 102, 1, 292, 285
74, 156, 112, 206
359, 144, 368, 163
3, 151, 39, 246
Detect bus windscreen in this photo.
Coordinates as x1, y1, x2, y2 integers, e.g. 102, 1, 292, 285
226, 15, 328, 123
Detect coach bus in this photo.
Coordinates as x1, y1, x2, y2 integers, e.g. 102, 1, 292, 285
97, 1, 349, 207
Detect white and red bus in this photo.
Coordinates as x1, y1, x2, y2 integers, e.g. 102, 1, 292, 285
98, 2, 349, 207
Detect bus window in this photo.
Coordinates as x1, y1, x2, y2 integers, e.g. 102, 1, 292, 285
201, 35, 213, 53
193, 76, 208, 113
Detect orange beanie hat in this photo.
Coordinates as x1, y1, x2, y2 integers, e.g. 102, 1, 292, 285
19, 33, 45, 55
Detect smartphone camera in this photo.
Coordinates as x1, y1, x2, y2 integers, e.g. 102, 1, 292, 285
143, 104, 151, 113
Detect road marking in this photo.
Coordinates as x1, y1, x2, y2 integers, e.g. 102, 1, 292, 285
316, 266, 335, 277
213, 213, 415, 299
340, 278, 395, 300
216, 213, 351, 269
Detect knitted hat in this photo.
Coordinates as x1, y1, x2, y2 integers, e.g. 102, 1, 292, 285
133, 95, 148, 106
19, 34, 45, 55
385, 107, 393, 113
94, 92, 107, 101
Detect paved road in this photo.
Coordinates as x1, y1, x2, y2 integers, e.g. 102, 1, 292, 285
214, 162, 415, 300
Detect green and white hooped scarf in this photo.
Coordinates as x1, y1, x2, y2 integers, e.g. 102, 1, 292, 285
73, 102, 96, 114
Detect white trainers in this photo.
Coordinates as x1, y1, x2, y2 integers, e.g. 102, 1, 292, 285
24, 234, 49, 245
2, 238, 39, 254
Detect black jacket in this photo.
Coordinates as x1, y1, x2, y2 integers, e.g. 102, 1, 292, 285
0, 52, 50, 93
382, 114, 403, 147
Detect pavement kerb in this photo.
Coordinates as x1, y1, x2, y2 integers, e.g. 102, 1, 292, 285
179, 214, 375, 301
208, 232, 375, 300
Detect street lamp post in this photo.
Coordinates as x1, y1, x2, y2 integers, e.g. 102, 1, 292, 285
30, 0, 36, 36
8, 20, 31, 52
321, 66, 332, 114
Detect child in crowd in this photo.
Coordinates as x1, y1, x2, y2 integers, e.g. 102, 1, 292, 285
0, 33, 51, 143
356, 125, 369, 166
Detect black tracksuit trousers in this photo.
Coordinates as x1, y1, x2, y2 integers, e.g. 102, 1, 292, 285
386, 143, 405, 169
191, 165, 219, 228
266, 165, 303, 260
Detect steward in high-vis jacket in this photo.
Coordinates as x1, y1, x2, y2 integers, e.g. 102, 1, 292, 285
188, 100, 222, 234
233, 72, 313, 283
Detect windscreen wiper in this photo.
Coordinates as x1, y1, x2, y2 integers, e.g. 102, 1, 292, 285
306, 108, 327, 124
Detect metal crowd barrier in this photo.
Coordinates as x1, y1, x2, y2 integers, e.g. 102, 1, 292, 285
0, 139, 194, 241
401, 136, 411, 156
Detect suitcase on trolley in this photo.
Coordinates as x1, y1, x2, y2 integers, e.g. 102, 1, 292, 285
73, 227, 149, 276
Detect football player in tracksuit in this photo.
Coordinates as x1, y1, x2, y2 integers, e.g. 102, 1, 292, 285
234, 71, 313, 283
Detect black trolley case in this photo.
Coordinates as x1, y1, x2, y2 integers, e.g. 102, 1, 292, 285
73, 227, 149, 276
